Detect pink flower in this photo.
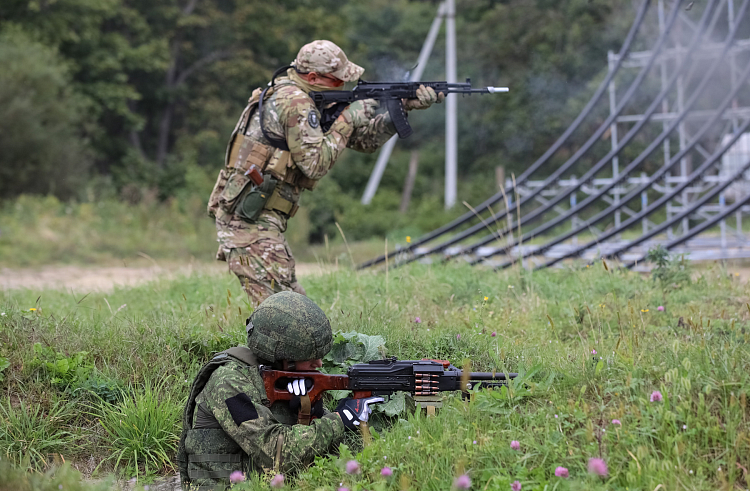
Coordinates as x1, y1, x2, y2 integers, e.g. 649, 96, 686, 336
453, 474, 471, 489
588, 458, 608, 476
456, 334, 461, 340
510, 440, 520, 451
650, 390, 663, 402
229, 471, 245, 483
415, 316, 421, 323
338, 488, 349, 491
345, 460, 361, 474
270, 474, 284, 488
511, 480, 522, 491
591, 349, 597, 355
554, 467, 569, 478
491, 331, 497, 337
381, 467, 393, 477
611, 419, 621, 425
657, 306, 664, 311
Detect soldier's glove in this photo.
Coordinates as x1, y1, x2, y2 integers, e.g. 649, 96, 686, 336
287, 378, 325, 419
335, 396, 385, 431
402, 85, 445, 111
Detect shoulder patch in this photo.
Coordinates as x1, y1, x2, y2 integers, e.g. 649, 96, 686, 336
308, 110, 320, 128
225, 393, 259, 426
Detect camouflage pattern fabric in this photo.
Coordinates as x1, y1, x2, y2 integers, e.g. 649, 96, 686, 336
191, 358, 345, 480
247, 291, 333, 362
223, 219, 306, 306
217, 75, 396, 305
293, 40, 364, 81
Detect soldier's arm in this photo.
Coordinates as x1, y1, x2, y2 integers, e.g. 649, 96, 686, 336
346, 111, 397, 154
203, 365, 346, 472
281, 93, 352, 181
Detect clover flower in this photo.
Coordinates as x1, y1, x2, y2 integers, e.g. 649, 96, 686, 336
611, 419, 621, 425
345, 460, 360, 474
453, 474, 471, 489
650, 390, 663, 402
554, 467, 569, 478
491, 331, 497, 337
229, 471, 245, 483
415, 316, 421, 323
588, 458, 608, 476
657, 306, 665, 311
270, 474, 284, 488
381, 467, 393, 477
510, 440, 520, 451
456, 334, 461, 340
511, 480, 522, 491
591, 349, 597, 355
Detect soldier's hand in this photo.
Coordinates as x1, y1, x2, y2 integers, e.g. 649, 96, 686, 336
403, 85, 444, 111
335, 396, 385, 430
287, 378, 312, 396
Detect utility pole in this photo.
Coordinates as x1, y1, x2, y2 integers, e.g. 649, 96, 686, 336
445, 0, 458, 209
361, 3, 446, 205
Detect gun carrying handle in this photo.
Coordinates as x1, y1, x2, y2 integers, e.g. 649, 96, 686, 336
385, 99, 413, 139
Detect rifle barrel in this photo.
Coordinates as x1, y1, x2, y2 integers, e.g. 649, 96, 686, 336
465, 371, 518, 380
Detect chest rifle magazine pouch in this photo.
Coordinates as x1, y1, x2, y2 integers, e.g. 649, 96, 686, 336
236, 174, 278, 223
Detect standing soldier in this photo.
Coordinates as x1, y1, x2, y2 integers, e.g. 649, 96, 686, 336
208, 40, 443, 305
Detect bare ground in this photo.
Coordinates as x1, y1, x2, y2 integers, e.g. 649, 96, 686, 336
0, 261, 333, 292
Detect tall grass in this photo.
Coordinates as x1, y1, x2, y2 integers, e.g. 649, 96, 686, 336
1, 260, 749, 489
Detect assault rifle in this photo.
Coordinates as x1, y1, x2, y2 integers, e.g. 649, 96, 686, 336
309, 79, 509, 138
260, 357, 517, 408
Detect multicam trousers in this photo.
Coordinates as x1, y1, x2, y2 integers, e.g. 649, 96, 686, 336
225, 230, 306, 307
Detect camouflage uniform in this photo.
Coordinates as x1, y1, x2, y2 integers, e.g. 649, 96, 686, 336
210, 40, 396, 306
178, 292, 345, 490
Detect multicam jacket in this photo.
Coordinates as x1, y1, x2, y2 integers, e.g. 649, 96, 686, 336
213, 75, 396, 251
178, 348, 345, 490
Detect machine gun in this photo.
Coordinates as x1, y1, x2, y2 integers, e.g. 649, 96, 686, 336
261, 357, 517, 412
309, 79, 508, 138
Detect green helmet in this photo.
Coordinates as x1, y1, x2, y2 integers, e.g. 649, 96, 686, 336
246, 291, 332, 362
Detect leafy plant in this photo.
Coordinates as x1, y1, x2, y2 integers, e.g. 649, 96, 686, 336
0, 398, 76, 471
0, 355, 9, 382
31, 343, 92, 388
645, 245, 691, 288
0, 460, 116, 491
69, 373, 126, 405
94, 379, 182, 478
322, 331, 386, 373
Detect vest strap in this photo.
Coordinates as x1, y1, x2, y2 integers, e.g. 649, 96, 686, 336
297, 394, 312, 426
189, 454, 242, 463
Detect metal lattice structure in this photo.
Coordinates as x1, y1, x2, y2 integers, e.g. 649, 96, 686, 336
359, 0, 750, 271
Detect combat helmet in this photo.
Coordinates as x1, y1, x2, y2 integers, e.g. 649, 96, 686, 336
246, 291, 333, 362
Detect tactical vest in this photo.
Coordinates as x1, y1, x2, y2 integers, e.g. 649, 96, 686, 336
207, 82, 318, 223
177, 346, 266, 491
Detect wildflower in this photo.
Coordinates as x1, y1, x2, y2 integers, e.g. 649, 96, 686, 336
456, 334, 461, 340
270, 474, 285, 488
491, 331, 497, 337
229, 471, 245, 483
554, 414, 558, 418
59, 486, 63, 490
508, 285, 514, 289
484, 296, 489, 301
554, 467, 569, 478
381, 467, 393, 477
588, 458, 608, 476
415, 316, 421, 323
641, 309, 649, 313
29, 308, 36, 311
591, 349, 597, 355
0, 313, 5, 316
454, 474, 471, 489
346, 460, 360, 474
473, 440, 477, 444
657, 306, 665, 311
408, 436, 411, 440
338, 488, 349, 491
611, 419, 621, 425
650, 390, 663, 402
682, 424, 687, 430
384, 456, 387, 460
510, 440, 520, 451
406, 236, 411, 243
511, 480, 522, 491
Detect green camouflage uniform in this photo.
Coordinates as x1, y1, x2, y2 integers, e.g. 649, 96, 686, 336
214, 42, 396, 306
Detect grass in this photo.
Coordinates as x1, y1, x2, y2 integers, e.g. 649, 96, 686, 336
1, 258, 749, 490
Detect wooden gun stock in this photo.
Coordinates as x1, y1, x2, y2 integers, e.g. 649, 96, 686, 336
260, 369, 372, 405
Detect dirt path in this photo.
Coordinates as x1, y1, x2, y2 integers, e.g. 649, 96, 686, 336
0, 261, 332, 292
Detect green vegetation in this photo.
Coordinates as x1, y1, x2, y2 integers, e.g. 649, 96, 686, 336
0, 0, 641, 245
1, 260, 749, 489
